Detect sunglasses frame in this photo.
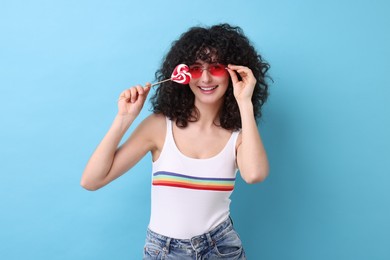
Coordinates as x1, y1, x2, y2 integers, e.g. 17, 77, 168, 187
188, 63, 227, 79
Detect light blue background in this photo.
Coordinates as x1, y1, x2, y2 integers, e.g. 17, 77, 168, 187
1, 0, 389, 259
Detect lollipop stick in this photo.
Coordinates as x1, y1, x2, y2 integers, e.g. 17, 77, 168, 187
151, 78, 171, 87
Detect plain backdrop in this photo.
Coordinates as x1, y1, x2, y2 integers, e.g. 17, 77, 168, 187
1, 0, 389, 259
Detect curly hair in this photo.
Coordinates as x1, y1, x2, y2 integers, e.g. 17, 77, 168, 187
150, 23, 270, 131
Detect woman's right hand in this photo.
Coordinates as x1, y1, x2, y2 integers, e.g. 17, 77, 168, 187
117, 83, 151, 117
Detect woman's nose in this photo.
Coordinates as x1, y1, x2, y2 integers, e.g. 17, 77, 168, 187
200, 69, 212, 82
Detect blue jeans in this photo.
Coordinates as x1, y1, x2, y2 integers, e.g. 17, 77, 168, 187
143, 217, 246, 259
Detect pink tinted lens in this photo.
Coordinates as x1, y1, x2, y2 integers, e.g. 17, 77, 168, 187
209, 64, 227, 76
189, 66, 203, 78
189, 64, 227, 78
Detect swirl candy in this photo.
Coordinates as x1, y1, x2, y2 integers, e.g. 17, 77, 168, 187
151, 64, 192, 86
171, 64, 191, 84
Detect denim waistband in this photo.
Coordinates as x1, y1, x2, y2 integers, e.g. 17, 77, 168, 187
146, 217, 233, 253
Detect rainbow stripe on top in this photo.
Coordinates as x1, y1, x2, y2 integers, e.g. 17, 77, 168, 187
152, 171, 235, 191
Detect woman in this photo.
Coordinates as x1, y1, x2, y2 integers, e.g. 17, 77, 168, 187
81, 23, 270, 259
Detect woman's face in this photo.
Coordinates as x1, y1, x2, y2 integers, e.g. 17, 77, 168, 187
188, 60, 230, 107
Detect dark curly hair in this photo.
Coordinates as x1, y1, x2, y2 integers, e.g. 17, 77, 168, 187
150, 23, 270, 131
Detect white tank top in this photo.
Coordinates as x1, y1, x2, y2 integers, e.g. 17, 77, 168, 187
148, 118, 240, 239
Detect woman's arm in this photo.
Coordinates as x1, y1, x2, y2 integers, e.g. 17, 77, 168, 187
227, 65, 269, 184
80, 83, 154, 190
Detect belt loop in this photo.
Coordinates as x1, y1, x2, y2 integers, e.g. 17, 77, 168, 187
163, 238, 171, 254
206, 232, 214, 247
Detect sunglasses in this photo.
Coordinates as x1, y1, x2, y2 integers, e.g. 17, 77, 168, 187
188, 64, 227, 79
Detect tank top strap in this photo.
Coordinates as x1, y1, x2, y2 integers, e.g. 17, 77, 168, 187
227, 130, 240, 161
164, 117, 174, 145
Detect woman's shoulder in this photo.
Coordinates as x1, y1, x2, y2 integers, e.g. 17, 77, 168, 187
142, 113, 166, 127
136, 113, 167, 140
138, 113, 166, 154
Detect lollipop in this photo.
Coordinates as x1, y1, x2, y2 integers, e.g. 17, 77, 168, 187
151, 64, 191, 86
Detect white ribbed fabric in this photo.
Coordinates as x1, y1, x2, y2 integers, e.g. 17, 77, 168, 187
148, 118, 240, 239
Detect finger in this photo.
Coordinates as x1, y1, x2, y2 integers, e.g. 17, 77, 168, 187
230, 66, 256, 86
130, 86, 140, 103
143, 82, 152, 96
237, 68, 254, 78
228, 64, 248, 83
135, 85, 144, 96
118, 89, 130, 102
227, 64, 246, 70
125, 89, 131, 99
144, 82, 151, 90
231, 65, 253, 76
228, 64, 253, 75
227, 67, 239, 84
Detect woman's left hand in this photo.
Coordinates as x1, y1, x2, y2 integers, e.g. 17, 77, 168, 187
227, 64, 256, 104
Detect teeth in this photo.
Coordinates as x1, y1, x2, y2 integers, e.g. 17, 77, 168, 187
200, 86, 217, 91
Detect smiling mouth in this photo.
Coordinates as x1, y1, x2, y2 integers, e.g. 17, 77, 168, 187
199, 86, 218, 91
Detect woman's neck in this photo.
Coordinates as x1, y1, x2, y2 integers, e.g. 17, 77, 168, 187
192, 101, 222, 128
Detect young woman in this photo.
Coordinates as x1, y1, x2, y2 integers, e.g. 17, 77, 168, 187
81, 23, 270, 259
